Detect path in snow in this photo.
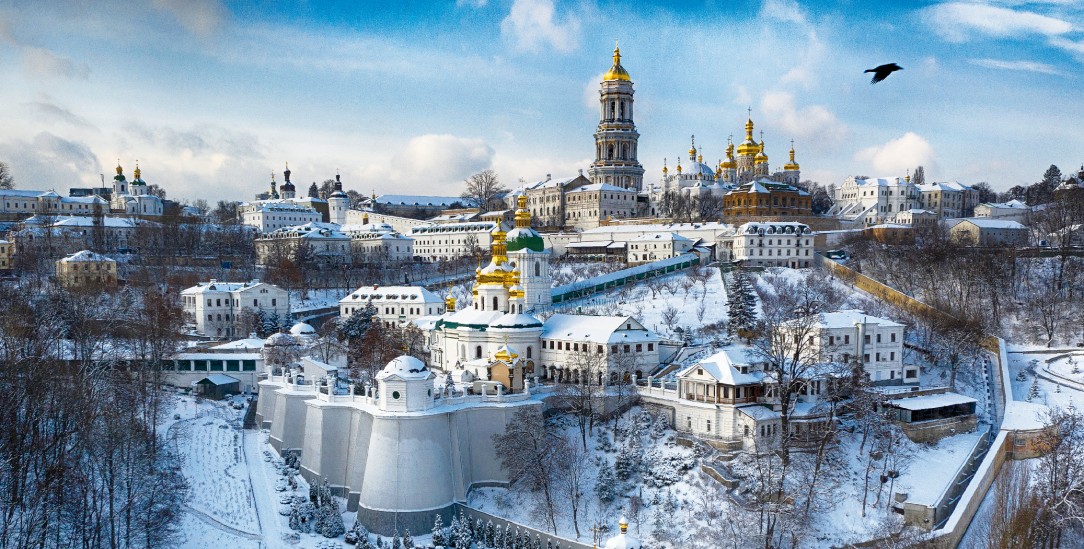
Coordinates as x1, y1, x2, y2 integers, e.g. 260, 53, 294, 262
182, 503, 261, 540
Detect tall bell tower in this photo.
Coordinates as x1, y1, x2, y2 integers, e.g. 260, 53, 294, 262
588, 44, 645, 192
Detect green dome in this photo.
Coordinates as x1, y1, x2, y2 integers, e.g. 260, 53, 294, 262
506, 227, 544, 252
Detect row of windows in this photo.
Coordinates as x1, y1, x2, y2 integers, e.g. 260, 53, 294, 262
541, 340, 654, 353
164, 359, 258, 372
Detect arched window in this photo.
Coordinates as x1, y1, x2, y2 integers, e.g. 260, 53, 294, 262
475, 346, 482, 359
492, 296, 499, 311
609, 100, 616, 119
621, 144, 628, 160
619, 101, 625, 119
607, 145, 615, 160
527, 346, 533, 358
534, 261, 541, 277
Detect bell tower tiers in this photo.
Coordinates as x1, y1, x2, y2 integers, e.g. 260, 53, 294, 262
588, 44, 645, 192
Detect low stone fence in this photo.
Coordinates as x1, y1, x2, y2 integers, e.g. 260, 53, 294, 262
453, 503, 594, 549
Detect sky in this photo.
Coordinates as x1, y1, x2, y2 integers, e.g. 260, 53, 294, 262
0, 0, 1082, 204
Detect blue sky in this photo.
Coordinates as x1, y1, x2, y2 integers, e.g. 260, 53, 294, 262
0, 0, 1082, 203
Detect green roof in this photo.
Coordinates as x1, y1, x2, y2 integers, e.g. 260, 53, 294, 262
506, 227, 545, 252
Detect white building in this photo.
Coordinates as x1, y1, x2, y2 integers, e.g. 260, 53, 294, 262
732, 221, 814, 268
626, 232, 695, 265
973, 200, 1030, 223
14, 215, 161, 255
339, 285, 446, 327
410, 221, 496, 261
783, 309, 913, 385
254, 222, 352, 266
346, 224, 414, 263
181, 279, 290, 338
829, 176, 921, 226
241, 202, 322, 233
539, 314, 661, 383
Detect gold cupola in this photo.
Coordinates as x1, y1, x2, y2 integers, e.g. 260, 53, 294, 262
754, 136, 769, 165
736, 115, 760, 157
603, 44, 631, 82
784, 141, 800, 171
662, 158, 668, 175
721, 141, 736, 169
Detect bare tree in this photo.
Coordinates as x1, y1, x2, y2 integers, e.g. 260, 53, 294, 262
492, 408, 561, 534
555, 348, 608, 449
556, 435, 591, 539
462, 169, 508, 211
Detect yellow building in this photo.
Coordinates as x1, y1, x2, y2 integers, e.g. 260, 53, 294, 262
55, 250, 117, 290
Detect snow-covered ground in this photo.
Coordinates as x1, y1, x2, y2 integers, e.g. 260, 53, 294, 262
1007, 345, 1084, 410
168, 396, 355, 549
291, 288, 349, 314
547, 266, 728, 339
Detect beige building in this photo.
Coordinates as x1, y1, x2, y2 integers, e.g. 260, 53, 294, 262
55, 250, 117, 290
564, 183, 639, 230
626, 232, 695, 265
949, 218, 1029, 247
917, 181, 979, 219
973, 200, 1030, 223
0, 239, 12, 270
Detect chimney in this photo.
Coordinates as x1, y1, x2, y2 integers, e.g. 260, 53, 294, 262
578, 169, 583, 176
546, 174, 551, 181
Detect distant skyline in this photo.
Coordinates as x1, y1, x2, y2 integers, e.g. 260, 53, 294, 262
1, 0, 1082, 204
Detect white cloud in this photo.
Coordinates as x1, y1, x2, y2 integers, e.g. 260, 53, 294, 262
151, 0, 228, 37
759, 0, 809, 26
500, 0, 581, 54
759, 91, 846, 147
1050, 37, 1084, 61
379, 134, 495, 193
921, 2, 1072, 43
970, 58, 1064, 75
854, 132, 937, 176
0, 132, 102, 188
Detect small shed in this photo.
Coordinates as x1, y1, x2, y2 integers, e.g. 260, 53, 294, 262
194, 374, 241, 400
884, 392, 978, 442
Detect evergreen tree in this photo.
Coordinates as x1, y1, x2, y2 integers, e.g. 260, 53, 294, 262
614, 445, 637, 481
340, 302, 378, 341
391, 531, 401, 549
493, 521, 504, 548
448, 516, 460, 547
1028, 378, 1040, 401
595, 462, 617, 504
432, 514, 447, 547
453, 512, 473, 549
402, 529, 414, 549
316, 502, 345, 538
651, 414, 668, 439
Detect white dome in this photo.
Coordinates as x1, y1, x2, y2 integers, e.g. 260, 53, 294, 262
376, 355, 429, 380
289, 322, 316, 336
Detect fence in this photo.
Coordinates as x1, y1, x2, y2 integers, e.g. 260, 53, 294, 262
453, 503, 594, 549
815, 254, 1014, 546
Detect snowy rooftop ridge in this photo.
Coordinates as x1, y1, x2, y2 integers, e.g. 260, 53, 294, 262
59, 250, 113, 262
341, 285, 443, 303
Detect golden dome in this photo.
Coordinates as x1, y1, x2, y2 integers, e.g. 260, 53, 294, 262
133, 162, 141, 180
445, 295, 457, 311
736, 117, 760, 157
675, 159, 682, 174
662, 158, 668, 174
115, 162, 123, 176
603, 45, 631, 82
754, 140, 768, 164
784, 143, 800, 171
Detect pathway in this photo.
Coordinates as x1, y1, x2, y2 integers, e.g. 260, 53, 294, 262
182, 504, 262, 541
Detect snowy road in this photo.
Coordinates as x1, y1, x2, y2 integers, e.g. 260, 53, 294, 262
182, 503, 261, 540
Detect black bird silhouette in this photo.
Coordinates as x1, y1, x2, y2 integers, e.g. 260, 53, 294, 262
865, 63, 902, 84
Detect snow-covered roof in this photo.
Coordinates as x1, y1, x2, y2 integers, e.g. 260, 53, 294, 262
264, 222, 349, 239
678, 348, 765, 385
375, 195, 474, 208
489, 313, 544, 329
289, 322, 316, 336
197, 374, 241, 386
802, 309, 904, 330
340, 222, 397, 234
737, 221, 811, 235
59, 250, 113, 262
737, 405, 778, 421
854, 177, 907, 187
209, 338, 266, 351
377, 355, 430, 380
632, 232, 693, 242
342, 285, 443, 304
181, 279, 276, 295
956, 218, 1027, 230
567, 183, 632, 193
541, 314, 658, 344
887, 392, 976, 411
410, 221, 496, 235
25, 215, 153, 228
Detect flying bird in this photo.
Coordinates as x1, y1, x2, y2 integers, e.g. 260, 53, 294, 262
865, 63, 903, 84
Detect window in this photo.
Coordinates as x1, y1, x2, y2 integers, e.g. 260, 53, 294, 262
242, 360, 257, 371
226, 360, 240, 372
891, 332, 897, 342
890, 352, 895, 360
876, 333, 882, 343
864, 335, 870, 344
475, 346, 482, 359
648, 343, 654, 351
706, 420, 711, 432
210, 360, 224, 372
392, 391, 401, 400
271, 299, 277, 306
177, 360, 191, 371
624, 345, 630, 353
844, 335, 850, 344
863, 354, 870, 363
194, 360, 208, 371
611, 345, 618, 353
636, 344, 642, 352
